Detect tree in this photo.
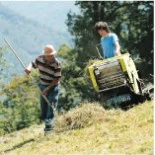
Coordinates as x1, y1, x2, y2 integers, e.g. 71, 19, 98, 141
57, 44, 97, 111
0, 70, 41, 135
0, 46, 9, 86
66, 1, 153, 74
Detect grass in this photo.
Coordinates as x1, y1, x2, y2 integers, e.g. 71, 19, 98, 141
0, 100, 153, 155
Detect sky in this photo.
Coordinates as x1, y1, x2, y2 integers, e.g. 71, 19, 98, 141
1, 1, 79, 32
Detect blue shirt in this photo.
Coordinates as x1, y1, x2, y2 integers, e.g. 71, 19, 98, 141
100, 33, 119, 59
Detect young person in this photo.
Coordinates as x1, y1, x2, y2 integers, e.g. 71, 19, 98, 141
95, 21, 121, 59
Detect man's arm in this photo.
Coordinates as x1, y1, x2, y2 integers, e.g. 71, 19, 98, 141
25, 59, 38, 75
42, 79, 59, 95
115, 41, 121, 56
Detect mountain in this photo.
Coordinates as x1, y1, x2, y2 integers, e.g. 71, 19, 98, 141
0, 3, 76, 77
1, 1, 79, 32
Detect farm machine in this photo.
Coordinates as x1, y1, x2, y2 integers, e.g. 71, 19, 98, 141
87, 53, 154, 109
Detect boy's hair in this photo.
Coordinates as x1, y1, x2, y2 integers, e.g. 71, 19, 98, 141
95, 21, 110, 33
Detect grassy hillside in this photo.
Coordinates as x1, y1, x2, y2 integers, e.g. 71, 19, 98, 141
0, 101, 153, 155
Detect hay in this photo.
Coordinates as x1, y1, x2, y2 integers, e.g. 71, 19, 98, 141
54, 103, 106, 132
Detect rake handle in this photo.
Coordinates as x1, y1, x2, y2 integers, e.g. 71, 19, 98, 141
4, 38, 26, 69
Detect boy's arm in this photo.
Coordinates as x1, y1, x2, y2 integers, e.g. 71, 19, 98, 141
115, 41, 121, 56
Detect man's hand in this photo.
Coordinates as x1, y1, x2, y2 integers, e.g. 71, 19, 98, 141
24, 69, 31, 75
42, 87, 50, 96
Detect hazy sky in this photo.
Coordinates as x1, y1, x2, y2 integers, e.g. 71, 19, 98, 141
2, 1, 79, 31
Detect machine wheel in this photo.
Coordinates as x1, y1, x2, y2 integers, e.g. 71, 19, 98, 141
142, 83, 154, 101
146, 90, 154, 101
100, 93, 132, 110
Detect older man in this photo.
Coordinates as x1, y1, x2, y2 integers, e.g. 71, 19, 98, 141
25, 44, 61, 132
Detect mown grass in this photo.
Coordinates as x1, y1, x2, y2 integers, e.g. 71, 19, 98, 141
0, 100, 153, 155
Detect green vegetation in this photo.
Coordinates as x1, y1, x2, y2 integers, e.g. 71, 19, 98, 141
67, 1, 153, 78
0, 1, 153, 154
0, 72, 41, 135
0, 101, 153, 155
57, 44, 95, 111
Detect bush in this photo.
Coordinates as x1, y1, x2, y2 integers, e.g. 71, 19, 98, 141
0, 71, 41, 135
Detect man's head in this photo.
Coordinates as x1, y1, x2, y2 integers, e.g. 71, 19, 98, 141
95, 21, 110, 37
42, 45, 56, 64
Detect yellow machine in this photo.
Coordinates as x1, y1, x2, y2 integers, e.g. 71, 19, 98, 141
87, 53, 153, 109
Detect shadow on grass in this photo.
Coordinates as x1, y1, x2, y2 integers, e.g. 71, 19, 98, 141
2, 138, 34, 153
